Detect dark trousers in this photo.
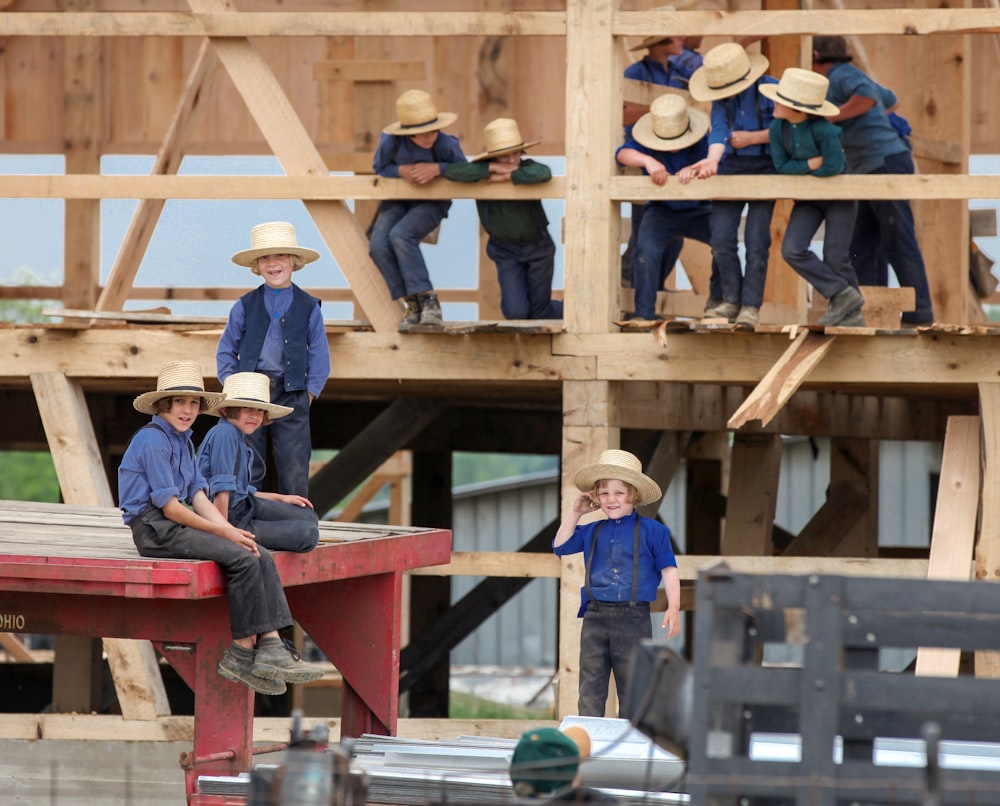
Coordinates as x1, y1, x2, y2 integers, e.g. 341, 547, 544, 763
130, 505, 293, 640
229, 495, 320, 553
245, 382, 312, 499
487, 234, 563, 320
368, 200, 445, 299
577, 601, 652, 718
849, 150, 934, 323
782, 199, 859, 300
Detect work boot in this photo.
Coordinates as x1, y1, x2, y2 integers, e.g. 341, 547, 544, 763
734, 306, 760, 329
252, 636, 324, 684
417, 292, 443, 327
703, 300, 739, 322
818, 286, 864, 327
703, 296, 723, 315
218, 643, 287, 696
398, 296, 421, 332
834, 309, 866, 328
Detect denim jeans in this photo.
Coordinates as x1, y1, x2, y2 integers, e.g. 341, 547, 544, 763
632, 203, 716, 319
130, 504, 293, 640
782, 199, 859, 300
486, 234, 562, 319
712, 155, 777, 308
369, 200, 447, 299
245, 382, 312, 498
849, 150, 934, 323
577, 601, 652, 718
230, 495, 320, 553
626, 203, 684, 288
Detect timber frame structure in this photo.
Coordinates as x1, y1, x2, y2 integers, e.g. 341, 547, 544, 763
3, 0, 1000, 741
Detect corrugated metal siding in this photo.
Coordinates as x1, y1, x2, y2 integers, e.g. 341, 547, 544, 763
359, 440, 940, 668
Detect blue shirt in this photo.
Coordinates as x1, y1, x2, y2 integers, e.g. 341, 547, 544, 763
196, 418, 257, 507
118, 416, 208, 524
616, 134, 710, 213
669, 47, 704, 84
554, 511, 677, 613
824, 62, 908, 173
217, 284, 330, 400
708, 76, 779, 160
624, 56, 688, 89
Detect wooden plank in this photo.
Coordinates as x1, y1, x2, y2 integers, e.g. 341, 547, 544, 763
722, 433, 782, 556
0, 633, 36, 662
976, 385, 1000, 678
727, 330, 836, 429
28, 374, 171, 721
916, 415, 981, 677
781, 480, 869, 557
860, 286, 916, 329
96, 40, 218, 314
312, 59, 425, 82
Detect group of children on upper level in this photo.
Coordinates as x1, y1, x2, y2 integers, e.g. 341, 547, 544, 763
370, 33, 932, 331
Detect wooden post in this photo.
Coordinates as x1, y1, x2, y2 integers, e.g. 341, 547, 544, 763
829, 438, 879, 557
722, 433, 782, 556
976, 384, 1000, 677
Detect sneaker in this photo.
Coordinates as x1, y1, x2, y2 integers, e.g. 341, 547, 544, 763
818, 286, 864, 326
703, 301, 739, 322
252, 636, 325, 684
734, 306, 760, 329
218, 644, 287, 696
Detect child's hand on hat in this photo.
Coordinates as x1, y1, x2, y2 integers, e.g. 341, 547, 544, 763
571, 493, 598, 516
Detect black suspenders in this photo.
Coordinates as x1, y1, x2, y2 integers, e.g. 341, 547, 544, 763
584, 516, 642, 607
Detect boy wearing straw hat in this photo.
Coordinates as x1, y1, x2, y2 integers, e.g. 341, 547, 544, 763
198, 372, 319, 553
616, 94, 717, 324
219, 221, 331, 500
685, 42, 779, 329
759, 68, 865, 327
444, 118, 562, 320
371, 89, 467, 330
118, 361, 323, 697
554, 450, 680, 718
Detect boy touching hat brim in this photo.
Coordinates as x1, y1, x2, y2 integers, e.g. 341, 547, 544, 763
553, 449, 681, 718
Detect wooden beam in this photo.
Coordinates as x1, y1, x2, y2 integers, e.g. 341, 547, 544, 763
312, 60, 425, 83
636, 430, 687, 520
916, 415, 981, 677
96, 40, 218, 314
29, 372, 170, 721
0, 633, 37, 663
308, 397, 447, 516
976, 385, 1000, 678
727, 330, 836, 430
780, 480, 869, 557
722, 433, 782, 556
860, 286, 916, 329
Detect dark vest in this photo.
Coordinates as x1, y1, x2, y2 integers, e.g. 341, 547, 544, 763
236, 284, 320, 391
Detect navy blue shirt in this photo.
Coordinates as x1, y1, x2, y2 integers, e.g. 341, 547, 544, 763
197, 418, 257, 508
708, 76, 779, 160
616, 134, 710, 213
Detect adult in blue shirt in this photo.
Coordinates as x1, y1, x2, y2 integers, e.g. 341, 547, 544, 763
812, 35, 934, 326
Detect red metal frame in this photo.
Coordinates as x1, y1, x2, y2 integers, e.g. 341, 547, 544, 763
0, 529, 451, 804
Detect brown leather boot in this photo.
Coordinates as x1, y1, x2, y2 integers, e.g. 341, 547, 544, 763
417, 292, 443, 326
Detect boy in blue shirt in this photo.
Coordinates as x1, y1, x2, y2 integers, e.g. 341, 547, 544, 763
198, 372, 319, 553
217, 221, 330, 499
554, 450, 680, 718
371, 89, 467, 330
444, 118, 562, 320
686, 42, 779, 329
760, 68, 865, 327
118, 361, 323, 696
616, 94, 716, 323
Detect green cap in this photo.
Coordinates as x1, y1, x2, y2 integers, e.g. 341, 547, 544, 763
509, 727, 581, 797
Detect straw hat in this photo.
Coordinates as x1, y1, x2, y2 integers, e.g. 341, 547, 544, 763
210, 372, 293, 420
231, 221, 320, 273
469, 118, 541, 162
133, 361, 224, 416
574, 449, 662, 506
688, 42, 769, 102
627, 5, 677, 52
382, 89, 458, 136
759, 68, 840, 117
631, 93, 709, 153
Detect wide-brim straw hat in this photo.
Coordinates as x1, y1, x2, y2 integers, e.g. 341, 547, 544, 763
759, 67, 840, 117
471, 118, 541, 162
209, 372, 293, 419
632, 93, 709, 152
627, 5, 677, 51
574, 449, 662, 506
383, 89, 458, 136
689, 42, 769, 102
133, 361, 224, 416
231, 221, 320, 272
